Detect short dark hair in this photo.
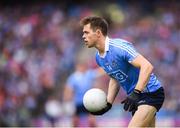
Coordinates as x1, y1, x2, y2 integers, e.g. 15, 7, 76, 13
80, 16, 108, 36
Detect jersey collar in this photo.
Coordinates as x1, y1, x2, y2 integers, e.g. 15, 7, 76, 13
98, 36, 109, 58
105, 36, 110, 52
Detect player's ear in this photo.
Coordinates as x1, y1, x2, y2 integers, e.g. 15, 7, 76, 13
96, 29, 102, 37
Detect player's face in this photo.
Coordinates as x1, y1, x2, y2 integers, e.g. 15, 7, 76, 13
82, 24, 98, 48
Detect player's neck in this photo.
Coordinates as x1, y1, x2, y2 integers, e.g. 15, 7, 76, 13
95, 36, 106, 56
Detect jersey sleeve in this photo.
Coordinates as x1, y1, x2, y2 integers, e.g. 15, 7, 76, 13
121, 43, 139, 62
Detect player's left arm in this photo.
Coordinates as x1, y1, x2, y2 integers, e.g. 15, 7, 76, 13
130, 54, 154, 91
121, 54, 154, 112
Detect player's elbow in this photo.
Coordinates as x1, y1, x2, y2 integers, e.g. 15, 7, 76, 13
146, 63, 154, 74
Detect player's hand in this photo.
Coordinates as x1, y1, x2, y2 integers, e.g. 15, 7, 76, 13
121, 89, 141, 112
90, 102, 112, 115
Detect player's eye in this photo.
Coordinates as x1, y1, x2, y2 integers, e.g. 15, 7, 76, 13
83, 31, 89, 34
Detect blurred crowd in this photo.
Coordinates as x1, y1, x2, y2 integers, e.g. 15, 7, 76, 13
0, 0, 179, 127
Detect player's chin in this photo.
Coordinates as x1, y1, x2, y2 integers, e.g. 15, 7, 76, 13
87, 45, 93, 48
85, 43, 93, 48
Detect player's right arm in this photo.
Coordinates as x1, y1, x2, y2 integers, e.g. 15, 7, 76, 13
90, 78, 120, 115
107, 78, 120, 104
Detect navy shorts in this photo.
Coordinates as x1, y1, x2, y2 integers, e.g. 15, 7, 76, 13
132, 87, 165, 115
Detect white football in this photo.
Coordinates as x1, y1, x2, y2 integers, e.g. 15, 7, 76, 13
83, 88, 107, 112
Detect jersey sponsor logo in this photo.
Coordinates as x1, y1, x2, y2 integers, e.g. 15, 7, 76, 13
108, 69, 128, 83
105, 60, 118, 71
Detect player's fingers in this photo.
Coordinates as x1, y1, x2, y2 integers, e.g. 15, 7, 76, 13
129, 103, 135, 112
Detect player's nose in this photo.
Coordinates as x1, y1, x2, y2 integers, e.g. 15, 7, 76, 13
82, 34, 85, 39
82, 35, 86, 41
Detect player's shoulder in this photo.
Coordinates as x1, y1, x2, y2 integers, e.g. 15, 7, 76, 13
109, 38, 135, 52
109, 38, 132, 47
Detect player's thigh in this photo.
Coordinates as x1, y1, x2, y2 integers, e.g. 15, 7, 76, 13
149, 115, 155, 127
128, 104, 157, 127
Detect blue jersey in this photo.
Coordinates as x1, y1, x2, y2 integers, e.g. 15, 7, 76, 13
67, 69, 98, 105
96, 37, 161, 95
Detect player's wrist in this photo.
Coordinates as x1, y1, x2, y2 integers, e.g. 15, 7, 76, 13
90, 102, 112, 115
129, 89, 141, 100
134, 89, 141, 94
106, 102, 112, 109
